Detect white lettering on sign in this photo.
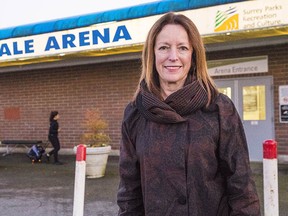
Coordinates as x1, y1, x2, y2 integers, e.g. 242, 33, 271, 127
0, 0, 287, 62
208, 56, 268, 76
0, 25, 132, 58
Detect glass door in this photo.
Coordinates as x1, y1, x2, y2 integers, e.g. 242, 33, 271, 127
215, 79, 236, 108
215, 77, 274, 161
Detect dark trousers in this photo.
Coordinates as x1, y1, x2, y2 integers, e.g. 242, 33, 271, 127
48, 134, 61, 162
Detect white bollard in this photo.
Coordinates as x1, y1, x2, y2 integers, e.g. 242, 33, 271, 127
263, 139, 279, 216
73, 144, 87, 216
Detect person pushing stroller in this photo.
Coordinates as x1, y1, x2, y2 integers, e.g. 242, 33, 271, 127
46, 111, 63, 165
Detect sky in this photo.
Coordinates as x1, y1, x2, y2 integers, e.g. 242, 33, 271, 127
1, 0, 158, 29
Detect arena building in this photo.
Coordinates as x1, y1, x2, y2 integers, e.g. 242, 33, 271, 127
0, 0, 287, 161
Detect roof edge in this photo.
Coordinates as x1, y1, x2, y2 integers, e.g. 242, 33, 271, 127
0, 0, 245, 40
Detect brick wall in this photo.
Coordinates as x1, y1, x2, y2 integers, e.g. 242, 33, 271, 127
0, 59, 141, 150
0, 43, 287, 155
270, 44, 288, 155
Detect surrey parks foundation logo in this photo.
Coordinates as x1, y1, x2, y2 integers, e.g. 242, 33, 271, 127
214, 6, 239, 32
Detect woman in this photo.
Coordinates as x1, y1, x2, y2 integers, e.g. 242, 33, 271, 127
46, 111, 63, 165
117, 12, 260, 215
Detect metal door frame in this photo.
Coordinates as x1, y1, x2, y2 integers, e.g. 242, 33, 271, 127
214, 76, 274, 161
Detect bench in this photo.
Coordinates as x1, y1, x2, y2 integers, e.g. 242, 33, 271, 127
0, 140, 49, 156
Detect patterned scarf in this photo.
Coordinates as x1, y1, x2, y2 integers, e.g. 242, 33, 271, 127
136, 78, 208, 124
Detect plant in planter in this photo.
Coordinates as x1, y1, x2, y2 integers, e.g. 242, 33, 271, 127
78, 109, 111, 178
81, 109, 111, 148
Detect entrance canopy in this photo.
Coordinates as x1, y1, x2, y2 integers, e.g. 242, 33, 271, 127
0, 0, 287, 69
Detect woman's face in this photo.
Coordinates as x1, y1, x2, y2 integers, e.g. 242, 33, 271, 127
54, 114, 60, 120
154, 24, 192, 89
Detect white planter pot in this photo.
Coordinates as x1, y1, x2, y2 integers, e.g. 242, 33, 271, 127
73, 145, 111, 178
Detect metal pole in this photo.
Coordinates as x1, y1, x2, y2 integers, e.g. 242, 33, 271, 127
73, 144, 87, 216
263, 139, 279, 216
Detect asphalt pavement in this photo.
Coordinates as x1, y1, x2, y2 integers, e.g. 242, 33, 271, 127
0, 153, 119, 216
0, 152, 287, 216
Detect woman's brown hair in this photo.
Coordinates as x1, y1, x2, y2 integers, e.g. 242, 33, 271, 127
134, 12, 218, 105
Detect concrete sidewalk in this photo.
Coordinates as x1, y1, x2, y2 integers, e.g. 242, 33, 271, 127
0, 153, 119, 216
0, 153, 287, 216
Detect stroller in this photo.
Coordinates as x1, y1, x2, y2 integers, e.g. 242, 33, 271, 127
27, 144, 46, 163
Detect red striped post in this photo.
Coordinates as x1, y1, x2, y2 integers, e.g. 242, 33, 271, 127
263, 140, 279, 216
73, 144, 87, 216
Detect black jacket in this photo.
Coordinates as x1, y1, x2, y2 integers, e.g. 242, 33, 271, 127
49, 120, 59, 136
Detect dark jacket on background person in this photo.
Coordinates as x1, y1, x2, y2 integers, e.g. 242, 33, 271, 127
49, 120, 59, 136
117, 80, 260, 216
